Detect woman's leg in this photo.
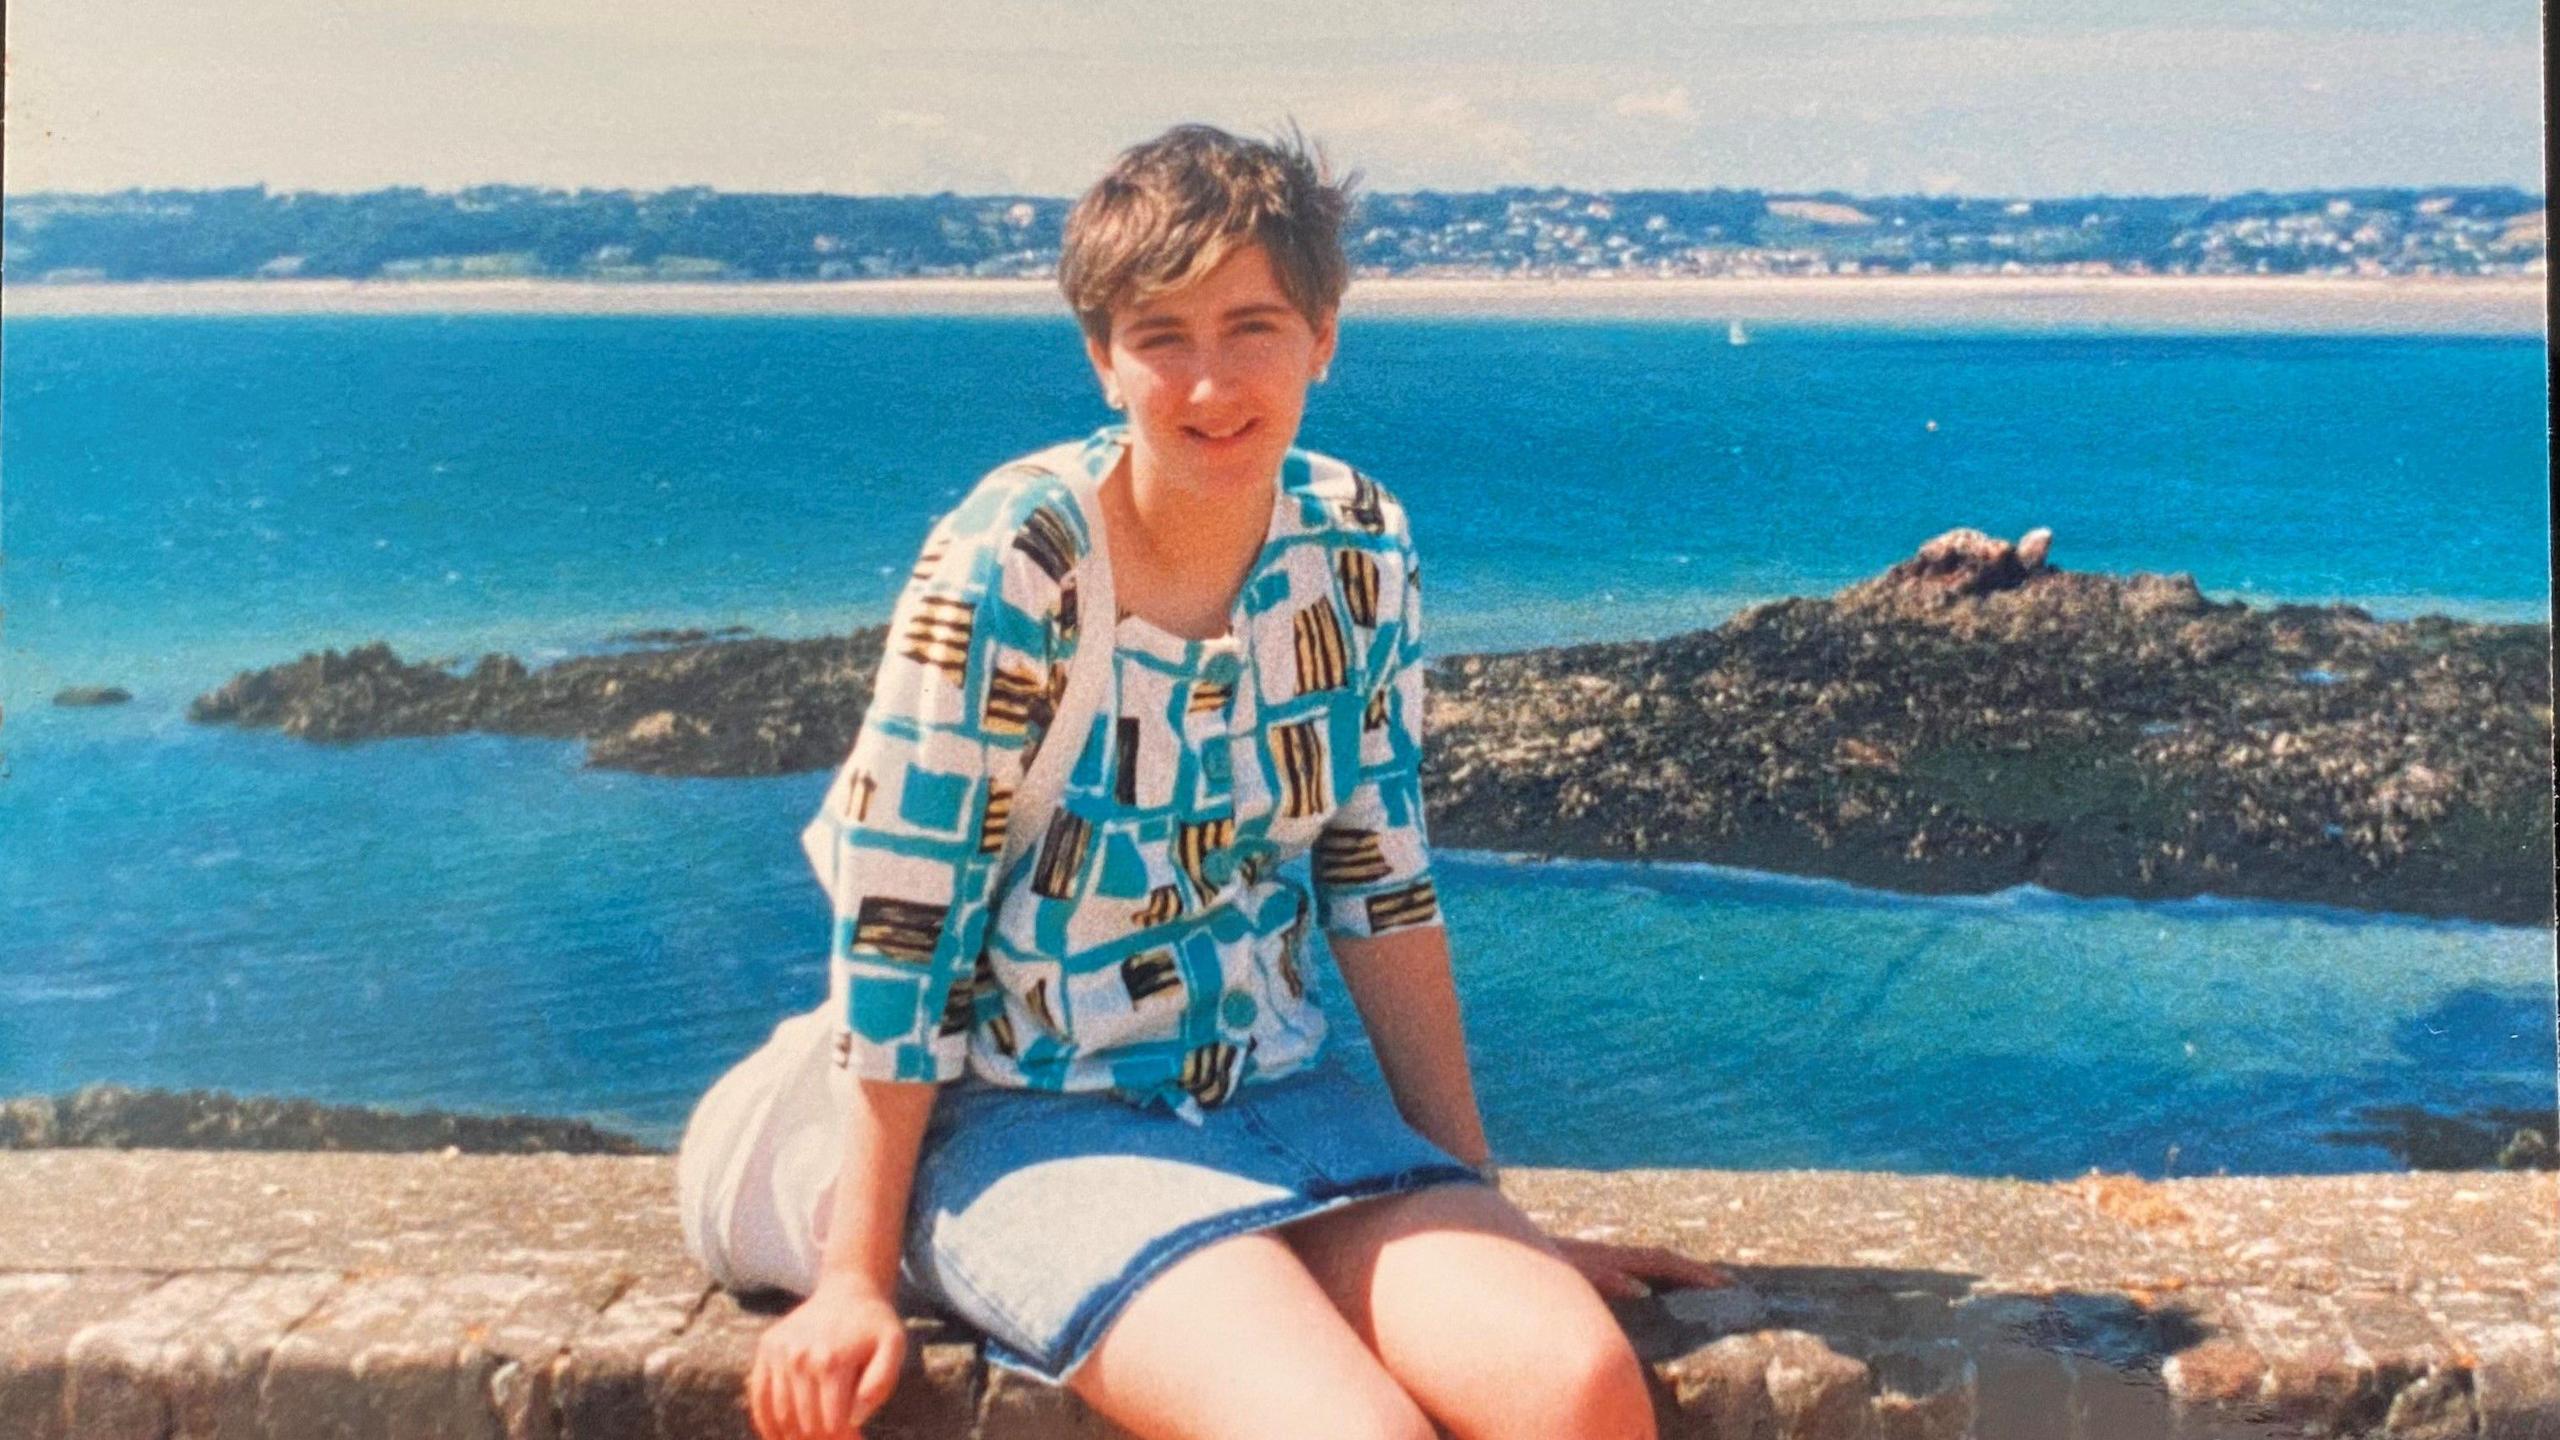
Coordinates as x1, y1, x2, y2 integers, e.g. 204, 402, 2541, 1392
1281, 1183, 1658, 1440
1064, 1229, 1438, 1440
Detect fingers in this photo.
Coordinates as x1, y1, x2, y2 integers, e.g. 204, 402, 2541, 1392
852, 1325, 907, 1422
781, 1357, 813, 1440
796, 1357, 832, 1439
817, 1348, 852, 1438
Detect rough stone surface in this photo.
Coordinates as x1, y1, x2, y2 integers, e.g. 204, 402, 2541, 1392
2, 1155, 2551, 1438
0, 1272, 165, 1440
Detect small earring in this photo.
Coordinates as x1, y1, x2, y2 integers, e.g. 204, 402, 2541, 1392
1316, 364, 1331, 384
1104, 388, 1125, 410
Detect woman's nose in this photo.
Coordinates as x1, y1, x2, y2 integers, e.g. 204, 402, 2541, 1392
1187, 342, 1242, 404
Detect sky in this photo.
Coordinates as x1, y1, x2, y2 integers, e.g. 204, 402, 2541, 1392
3, 1, 2545, 198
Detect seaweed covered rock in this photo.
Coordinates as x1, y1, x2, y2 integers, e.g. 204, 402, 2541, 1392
190, 532, 2555, 923
0, 1084, 653, 1154
1423, 529, 2552, 923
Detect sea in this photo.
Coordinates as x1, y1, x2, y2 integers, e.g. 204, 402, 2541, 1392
2, 312, 2552, 1176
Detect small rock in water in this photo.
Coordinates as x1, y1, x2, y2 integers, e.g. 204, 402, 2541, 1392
52, 685, 133, 707
1866, 526, 2054, 598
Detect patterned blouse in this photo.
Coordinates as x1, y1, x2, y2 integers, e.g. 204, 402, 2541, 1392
807, 425, 1440, 1121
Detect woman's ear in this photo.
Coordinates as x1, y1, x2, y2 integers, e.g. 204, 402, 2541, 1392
1084, 331, 1122, 408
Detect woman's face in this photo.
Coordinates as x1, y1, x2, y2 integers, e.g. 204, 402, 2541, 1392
1085, 241, 1338, 501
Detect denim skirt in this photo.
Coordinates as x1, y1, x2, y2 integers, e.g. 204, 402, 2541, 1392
895, 1058, 1484, 1384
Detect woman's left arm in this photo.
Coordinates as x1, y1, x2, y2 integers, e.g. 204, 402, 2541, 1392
1328, 924, 1490, 1168
1317, 486, 1727, 1297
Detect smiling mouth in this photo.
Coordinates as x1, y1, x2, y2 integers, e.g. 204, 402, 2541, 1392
1183, 419, 1257, 444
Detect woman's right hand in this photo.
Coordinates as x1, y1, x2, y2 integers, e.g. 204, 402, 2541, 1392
746, 1278, 908, 1440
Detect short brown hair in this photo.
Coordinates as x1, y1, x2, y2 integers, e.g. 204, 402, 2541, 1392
1059, 123, 1357, 347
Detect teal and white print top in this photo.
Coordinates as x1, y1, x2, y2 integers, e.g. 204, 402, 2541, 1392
808, 426, 1439, 1122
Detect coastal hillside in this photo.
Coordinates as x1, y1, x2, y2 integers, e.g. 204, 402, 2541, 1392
8, 183, 2543, 282
181, 531, 2554, 925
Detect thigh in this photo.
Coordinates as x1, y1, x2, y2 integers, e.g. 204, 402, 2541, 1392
1282, 1183, 1653, 1440
1067, 1229, 1434, 1440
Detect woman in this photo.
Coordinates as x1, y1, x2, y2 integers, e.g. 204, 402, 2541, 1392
708, 124, 1726, 1440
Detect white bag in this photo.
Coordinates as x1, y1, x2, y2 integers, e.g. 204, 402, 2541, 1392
676, 450, 1116, 1293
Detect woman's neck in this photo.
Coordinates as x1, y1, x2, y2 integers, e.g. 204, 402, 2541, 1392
1111, 444, 1275, 571
1103, 445, 1276, 639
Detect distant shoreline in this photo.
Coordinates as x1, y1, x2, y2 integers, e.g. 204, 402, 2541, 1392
6, 273, 2546, 333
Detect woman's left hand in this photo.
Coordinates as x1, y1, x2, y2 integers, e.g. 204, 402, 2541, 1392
1547, 1234, 1735, 1300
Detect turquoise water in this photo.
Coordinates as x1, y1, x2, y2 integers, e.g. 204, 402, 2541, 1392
2, 315, 2550, 1174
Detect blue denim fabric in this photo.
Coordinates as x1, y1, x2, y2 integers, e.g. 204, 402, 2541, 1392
898, 1059, 1483, 1384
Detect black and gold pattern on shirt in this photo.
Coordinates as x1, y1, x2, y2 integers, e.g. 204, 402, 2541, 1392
1120, 950, 1182, 1005
899, 595, 975, 685
1335, 549, 1380, 627
1342, 469, 1387, 534
985, 662, 1046, 737
1362, 686, 1391, 732
1365, 879, 1439, 932
1131, 885, 1184, 927
1114, 718, 1142, 805
1031, 812, 1093, 899
978, 782, 1012, 856
1313, 827, 1393, 886
1271, 719, 1329, 819
1293, 599, 1351, 695
1012, 503, 1080, 582
1179, 1040, 1245, 1107
1173, 817, 1236, 899
852, 896, 946, 965
1024, 976, 1061, 1036
909, 535, 950, 584
1277, 906, 1310, 1000
936, 975, 976, 1037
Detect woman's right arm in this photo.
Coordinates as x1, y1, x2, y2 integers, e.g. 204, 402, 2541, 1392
748, 1078, 936, 1440
753, 481, 1079, 1438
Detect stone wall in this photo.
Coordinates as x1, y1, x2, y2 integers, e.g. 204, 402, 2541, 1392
3, 1152, 2552, 1438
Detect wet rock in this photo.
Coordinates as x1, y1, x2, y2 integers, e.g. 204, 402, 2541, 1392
0, 1084, 654, 1155
188, 532, 2554, 925
608, 624, 755, 645
50, 686, 132, 707
2323, 1105, 2559, 1171
1425, 531, 2549, 925
193, 633, 881, 777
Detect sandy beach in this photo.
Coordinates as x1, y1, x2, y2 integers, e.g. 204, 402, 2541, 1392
6, 273, 2545, 333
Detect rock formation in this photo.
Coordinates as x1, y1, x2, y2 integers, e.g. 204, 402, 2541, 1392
188, 531, 2556, 923
0, 1084, 652, 1155
51, 686, 133, 707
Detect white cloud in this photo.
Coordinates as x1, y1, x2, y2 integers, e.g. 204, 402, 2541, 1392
1, 1, 2540, 196
1319, 92, 1539, 186
1612, 86, 1699, 126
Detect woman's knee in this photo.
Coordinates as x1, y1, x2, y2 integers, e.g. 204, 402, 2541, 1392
1064, 1231, 1436, 1440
